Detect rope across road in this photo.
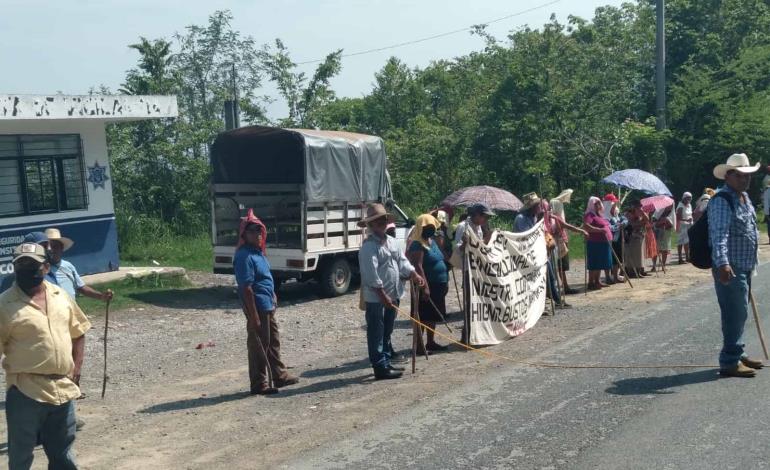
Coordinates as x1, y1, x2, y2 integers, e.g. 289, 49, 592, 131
395, 305, 717, 370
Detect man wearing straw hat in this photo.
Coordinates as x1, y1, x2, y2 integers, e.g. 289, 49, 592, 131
358, 203, 426, 380
709, 153, 764, 377
514, 193, 569, 309
44, 228, 113, 303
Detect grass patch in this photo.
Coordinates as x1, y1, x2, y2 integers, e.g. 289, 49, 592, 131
77, 273, 193, 316
119, 233, 212, 273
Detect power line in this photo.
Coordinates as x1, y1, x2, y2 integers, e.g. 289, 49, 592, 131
296, 0, 563, 65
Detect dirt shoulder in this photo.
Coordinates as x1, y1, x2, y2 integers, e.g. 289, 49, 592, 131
6, 246, 769, 469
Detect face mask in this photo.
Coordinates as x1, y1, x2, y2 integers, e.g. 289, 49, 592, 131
15, 267, 45, 291
422, 228, 436, 239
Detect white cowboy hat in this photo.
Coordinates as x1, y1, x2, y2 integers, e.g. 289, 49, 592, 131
713, 153, 760, 180
44, 228, 74, 251
554, 188, 573, 204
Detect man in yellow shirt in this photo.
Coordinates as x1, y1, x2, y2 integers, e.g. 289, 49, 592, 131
0, 243, 91, 470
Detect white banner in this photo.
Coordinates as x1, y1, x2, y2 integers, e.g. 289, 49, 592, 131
467, 220, 548, 346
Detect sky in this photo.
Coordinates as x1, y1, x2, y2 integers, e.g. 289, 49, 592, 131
2, 0, 625, 119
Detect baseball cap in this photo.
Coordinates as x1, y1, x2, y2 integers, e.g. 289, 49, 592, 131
468, 203, 495, 217
13, 243, 48, 264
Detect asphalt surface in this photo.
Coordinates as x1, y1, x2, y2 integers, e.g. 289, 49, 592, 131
285, 264, 770, 470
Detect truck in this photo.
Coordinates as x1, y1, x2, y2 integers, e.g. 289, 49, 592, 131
209, 125, 412, 296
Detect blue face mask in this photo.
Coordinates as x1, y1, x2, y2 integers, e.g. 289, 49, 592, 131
422, 228, 436, 239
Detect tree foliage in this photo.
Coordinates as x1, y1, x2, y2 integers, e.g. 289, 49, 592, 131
108, 1, 770, 233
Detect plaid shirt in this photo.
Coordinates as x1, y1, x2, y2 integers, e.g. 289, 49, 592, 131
708, 186, 759, 272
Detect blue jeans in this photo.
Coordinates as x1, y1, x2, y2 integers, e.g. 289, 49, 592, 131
365, 301, 398, 370
712, 268, 751, 368
6, 386, 78, 470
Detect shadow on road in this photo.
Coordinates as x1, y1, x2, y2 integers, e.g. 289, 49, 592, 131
605, 369, 720, 395
267, 375, 372, 399
137, 391, 252, 414
300, 359, 370, 378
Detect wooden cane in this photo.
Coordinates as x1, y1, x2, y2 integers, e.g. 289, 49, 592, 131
263, 313, 275, 389
451, 269, 462, 315
749, 291, 769, 360
545, 263, 557, 314
608, 239, 633, 288
101, 299, 112, 399
584, 239, 589, 296
427, 295, 454, 334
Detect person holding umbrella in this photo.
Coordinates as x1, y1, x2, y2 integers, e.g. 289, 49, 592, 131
651, 204, 675, 273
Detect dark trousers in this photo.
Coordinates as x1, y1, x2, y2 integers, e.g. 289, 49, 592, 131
6, 386, 78, 470
546, 259, 562, 305
245, 310, 288, 390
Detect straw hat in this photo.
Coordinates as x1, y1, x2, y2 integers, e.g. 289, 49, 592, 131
554, 189, 573, 204
521, 192, 541, 210
44, 228, 74, 251
357, 203, 394, 228
713, 153, 760, 180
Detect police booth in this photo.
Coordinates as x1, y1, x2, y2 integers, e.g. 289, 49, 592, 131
0, 94, 177, 289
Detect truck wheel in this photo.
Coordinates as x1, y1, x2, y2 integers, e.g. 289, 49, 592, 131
319, 258, 351, 297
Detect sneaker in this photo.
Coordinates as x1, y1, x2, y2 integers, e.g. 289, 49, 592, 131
719, 363, 756, 378
741, 357, 764, 370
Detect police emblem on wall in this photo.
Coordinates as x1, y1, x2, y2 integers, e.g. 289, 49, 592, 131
87, 161, 110, 189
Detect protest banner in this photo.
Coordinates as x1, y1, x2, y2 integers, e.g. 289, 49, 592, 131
466, 221, 548, 345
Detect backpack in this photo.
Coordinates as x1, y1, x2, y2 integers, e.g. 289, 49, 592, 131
687, 192, 734, 269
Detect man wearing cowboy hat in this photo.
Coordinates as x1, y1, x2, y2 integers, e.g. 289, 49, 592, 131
709, 153, 764, 377
358, 203, 426, 380
0, 243, 91, 468
513, 193, 570, 309
45, 228, 113, 303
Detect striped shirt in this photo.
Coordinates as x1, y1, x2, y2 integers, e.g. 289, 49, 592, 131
708, 186, 759, 272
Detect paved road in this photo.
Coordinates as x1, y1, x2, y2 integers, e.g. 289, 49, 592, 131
286, 264, 770, 470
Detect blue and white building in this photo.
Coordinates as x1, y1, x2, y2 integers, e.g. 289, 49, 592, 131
0, 94, 178, 287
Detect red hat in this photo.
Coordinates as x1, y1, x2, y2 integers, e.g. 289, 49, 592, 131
238, 208, 267, 252
603, 193, 619, 203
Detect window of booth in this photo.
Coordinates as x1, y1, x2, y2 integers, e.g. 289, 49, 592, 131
0, 134, 88, 217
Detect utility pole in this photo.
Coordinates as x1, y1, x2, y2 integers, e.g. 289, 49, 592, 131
655, 0, 666, 130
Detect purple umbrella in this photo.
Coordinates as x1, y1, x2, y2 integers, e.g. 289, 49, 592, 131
441, 185, 523, 211
601, 169, 672, 196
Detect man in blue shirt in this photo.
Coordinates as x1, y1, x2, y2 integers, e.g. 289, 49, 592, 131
709, 153, 763, 377
234, 213, 299, 394
45, 229, 112, 303
358, 203, 425, 380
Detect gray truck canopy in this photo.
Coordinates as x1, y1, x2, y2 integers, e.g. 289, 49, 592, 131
211, 126, 389, 203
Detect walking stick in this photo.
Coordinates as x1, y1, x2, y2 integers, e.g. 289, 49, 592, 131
607, 239, 633, 289
749, 291, 769, 360
451, 269, 462, 313
545, 264, 557, 314
101, 299, 112, 399
263, 314, 274, 389
427, 296, 454, 333
584, 239, 589, 296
